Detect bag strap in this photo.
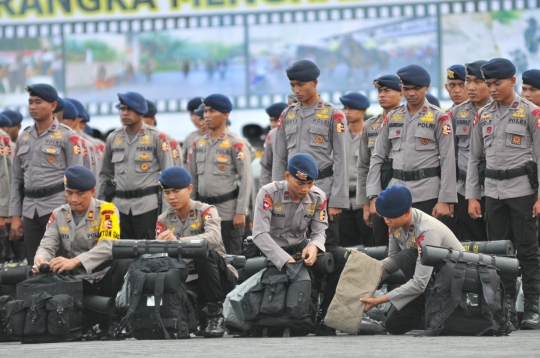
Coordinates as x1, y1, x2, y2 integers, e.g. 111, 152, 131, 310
153, 272, 171, 339
116, 271, 147, 336
476, 265, 509, 336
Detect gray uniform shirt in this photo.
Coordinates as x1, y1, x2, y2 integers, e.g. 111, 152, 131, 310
188, 127, 252, 221
466, 93, 540, 200
182, 130, 200, 166
272, 98, 349, 209
98, 123, 173, 215
259, 128, 276, 189
35, 199, 118, 282
346, 130, 362, 210
366, 99, 457, 204
356, 114, 384, 206
167, 135, 183, 168
0, 129, 11, 217
252, 180, 327, 270
382, 208, 464, 310
9, 119, 84, 218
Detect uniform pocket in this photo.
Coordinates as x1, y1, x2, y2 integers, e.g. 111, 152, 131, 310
5, 300, 26, 337
269, 217, 286, 238
195, 152, 206, 175
23, 292, 51, 336
213, 155, 231, 175
456, 125, 470, 148
482, 125, 494, 148
40, 146, 63, 169
505, 123, 528, 149
111, 151, 125, 174
309, 126, 329, 148
134, 151, 154, 173
46, 294, 75, 337
260, 269, 287, 315
389, 129, 403, 151
415, 128, 436, 151
285, 125, 297, 150
17, 145, 30, 169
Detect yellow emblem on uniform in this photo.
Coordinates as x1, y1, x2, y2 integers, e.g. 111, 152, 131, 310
220, 138, 232, 148
320, 108, 329, 114
22, 134, 29, 140
368, 141, 374, 146
371, 123, 380, 130
422, 138, 429, 145
315, 135, 323, 143
88, 225, 99, 232
459, 111, 470, 118
420, 112, 434, 122
48, 156, 55, 163
140, 163, 149, 171
63, 175, 67, 185
216, 155, 228, 162
190, 219, 202, 229
315, 113, 329, 119
60, 227, 69, 233
167, 225, 175, 231
198, 139, 207, 146
139, 134, 151, 145
90, 219, 98, 226
392, 114, 403, 121
481, 113, 491, 120
373, 80, 381, 89
138, 152, 150, 160
45, 147, 59, 154
287, 112, 295, 119
512, 108, 526, 118
512, 135, 522, 145
114, 138, 123, 146
447, 69, 455, 79
274, 204, 284, 211
393, 229, 400, 237
49, 130, 62, 139
218, 164, 227, 172
307, 203, 316, 213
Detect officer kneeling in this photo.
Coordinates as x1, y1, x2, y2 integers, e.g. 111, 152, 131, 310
156, 167, 238, 338
360, 186, 463, 335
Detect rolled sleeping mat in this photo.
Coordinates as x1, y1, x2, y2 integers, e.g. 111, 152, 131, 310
0, 265, 32, 285
112, 239, 208, 259
345, 246, 388, 260
244, 252, 335, 279
460, 240, 515, 256
244, 256, 267, 278
420, 245, 520, 278
226, 255, 247, 269
383, 270, 407, 285
83, 295, 116, 316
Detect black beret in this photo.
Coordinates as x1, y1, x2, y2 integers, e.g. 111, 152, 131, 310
158, 167, 192, 189
464, 60, 488, 79
397, 65, 431, 87
0, 114, 12, 127
64, 166, 96, 191
203, 94, 232, 113
339, 92, 370, 110
425, 94, 440, 108
1, 110, 23, 126
288, 153, 318, 181
187, 97, 204, 112
25, 84, 58, 103
286, 60, 320, 81
375, 185, 412, 219
447, 64, 466, 81
62, 99, 78, 120
522, 69, 540, 90
144, 100, 157, 118
480, 58, 516, 80
66, 98, 89, 122
194, 104, 205, 118
117, 92, 148, 115
265, 102, 288, 118
373, 74, 401, 91
54, 97, 65, 114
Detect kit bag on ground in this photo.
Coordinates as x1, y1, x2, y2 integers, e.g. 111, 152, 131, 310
0, 295, 14, 342
115, 254, 197, 340
421, 260, 511, 336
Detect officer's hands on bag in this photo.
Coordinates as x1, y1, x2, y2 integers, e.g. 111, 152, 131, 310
9, 215, 24, 241
301, 245, 319, 266
48, 257, 81, 274
468, 199, 482, 219
32, 257, 49, 273
158, 230, 179, 241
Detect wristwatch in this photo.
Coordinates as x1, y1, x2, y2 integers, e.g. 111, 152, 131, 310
367, 195, 378, 201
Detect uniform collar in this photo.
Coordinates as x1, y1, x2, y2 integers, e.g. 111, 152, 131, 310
66, 198, 97, 222
280, 181, 311, 204
121, 122, 149, 136
169, 202, 196, 222
206, 126, 231, 139
31, 117, 59, 136
486, 92, 519, 113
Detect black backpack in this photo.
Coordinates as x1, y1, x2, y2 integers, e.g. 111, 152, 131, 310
422, 260, 512, 336
115, 254, 197, 340
0, 295, 14, 342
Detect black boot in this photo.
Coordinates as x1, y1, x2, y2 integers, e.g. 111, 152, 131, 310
315, 307, 336, 336
504, 294, 519, 331
204, 302, 225, 338
194, 306, 208, 337
521, 295, 540, 330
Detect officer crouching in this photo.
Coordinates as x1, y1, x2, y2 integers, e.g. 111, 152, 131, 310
156, 167, 238, 338
33, 166, 131, 298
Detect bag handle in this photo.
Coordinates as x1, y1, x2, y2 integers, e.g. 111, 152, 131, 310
153, 272, 171, 339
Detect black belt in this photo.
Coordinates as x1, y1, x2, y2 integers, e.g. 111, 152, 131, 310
349, 189, 356, 198
115, 185, 159, 199
392, 167, 440, 181
197, 187, 239, 205
282, 239, 308, 256
24, 182, 64, 199
457, 169, 467, 181
317, 166, 334, 180
484, 166, 528, 180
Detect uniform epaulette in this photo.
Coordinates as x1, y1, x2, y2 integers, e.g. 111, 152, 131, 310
58, 123, 73, 131
310, 185, 326, 199
522, 97, 536, 108
263, 181, 284, 194
22, 126, 31, 132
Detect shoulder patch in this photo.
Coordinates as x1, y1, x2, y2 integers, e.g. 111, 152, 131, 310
202, 207, 213, 221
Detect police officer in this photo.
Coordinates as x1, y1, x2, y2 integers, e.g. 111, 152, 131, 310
253, 153, 346, 336
366, 65, 457, 224
466, 58, 540, 330
187, 94, 251, 255
183, 97, 205, 166
522, 69, 540, 106
339, 92, 373, 247
358, 75, 403, 246
33, 166, 130, 299
447, 60, 491, 242
2, 109, 23, 143
360, 185, 463, 335
0, 114, 12, 263
445, 64, 468, 107
259, 102, 287, 188
98, 92, 173, 241
9, 84, 84, 266
272, 60, 349, 249
156, 167, 237, 338
287, 93, 298, 105
143, 100, 183, 167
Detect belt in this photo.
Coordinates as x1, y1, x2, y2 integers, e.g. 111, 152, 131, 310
282, 239, 308, 256
115, 185, 159, 199
197, 187, 239, 205
484, 166, 528, 180
24, 182, 64, 199
392, 167, 440, 181
349, 189, 356, 198
317, 166, 334, 180
457, 169, 467, 181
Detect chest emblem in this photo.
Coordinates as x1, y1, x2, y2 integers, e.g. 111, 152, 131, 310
220, 138, 232, 149
139, 134, 151, 145
60, 227, 69, 233
274, 203, 284, 211
307, 203, 316, 213
459, 111, 470, 118
190, 219, 202, 229
114, 138, 123, 146
392, 114, 403, 121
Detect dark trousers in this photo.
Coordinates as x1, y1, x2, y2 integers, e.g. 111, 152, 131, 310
23, 212, 51, 266
372, 214, 389, 247
320, 245, 348, 312
82, 259, 133, 298
456, 194, 487, 242
221, 220, 244, 255
119, 208, 158, 240
339, 208, 373, 247
485, 194, 540, 295
412, 198, 459, 237
385, 248, 426, 335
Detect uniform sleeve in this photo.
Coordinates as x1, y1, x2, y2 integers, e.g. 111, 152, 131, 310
156, 133, 174, 172
9, 137, 25, 217
272, 112, 288, 182
356, 126, 370, 206
34, 213, 61, 262
381, 234, 400, 279
65, 134, 84, 168
0, 137, 10, 217
170, 140, 183, 168
308, 194, 328, 253
366, 116, 390, 197
233, 140, 252, 215
259, 135, 273, 189
435, 113, 457, 203
187, 206, 222, 251
528, 107, 540, 197
97, 135, 114, 200
188, 140, 198, 200
329, 110, 349, 209
465, 112, 483, 200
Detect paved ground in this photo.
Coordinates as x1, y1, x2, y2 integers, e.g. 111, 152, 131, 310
1, 330, 539, 358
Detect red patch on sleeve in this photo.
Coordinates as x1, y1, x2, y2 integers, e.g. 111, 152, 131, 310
202, 208, 213, 221
318, 199, 327, 211
415, 235, 425, 247
90, 146, 94, 152
438, 114, 449, 124
170, 141, 178, 149
333, 113, 344, 122
69, 135, 79, 144
81, 139, 86, 146
473, 113, 479, 127
156, 221, 165, 236
234, 142, 244, 151
3, 137, 9, 145
262, 194, 273, 210
277, 114, 283, 130
533, 108, 540, 117
159, 133, 167, 140
47, 213, 56, 227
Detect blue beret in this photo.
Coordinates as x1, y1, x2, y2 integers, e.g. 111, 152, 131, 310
117, 92, 148, 115
286, 60, 320, 82
373, 74, 401, 92
265, 102, 288, 118
375, 185, 412, 219
64, 166, 96, 191
397, 65, 431, 87
203, 94, 232, 113
522, 69, 540, 90
25, 84, 58, 103
0, 114, 12, 127
288, 153, 318, 181
194, 104, 205, 118
464, 60, 488, 79
84, 124, 93, 135
54, 97, 64, 114
158, 167, 192, 189
481, 58, 516, 80
187, 97, 204, 112
62, 99, 78, 120
144, 100, 157, 118
447, 64, 466, 81
425, 94, 440, 108
1, 110, 23, 126
340, 92, 370, 110
66, 98, 90, 122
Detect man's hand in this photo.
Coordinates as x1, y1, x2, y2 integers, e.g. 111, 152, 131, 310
233, 214, 246, 229
157, 230, 178, 241
287, 258, 296, 264
468, 199, 482, 219
328, 208, 342, 221
32, 257, 49, 273
369, 197, 379, 216
363, 205, 372, 227
9, 216, 23, 241
432, 202, 451, 219
533, 199, 540, 218
0, 217, 5, 231
49, 257, 81, 274
360, 295, 389, 312
302, 245, 319, 266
